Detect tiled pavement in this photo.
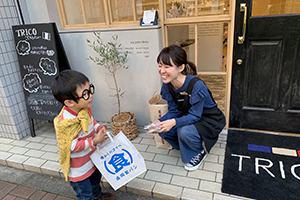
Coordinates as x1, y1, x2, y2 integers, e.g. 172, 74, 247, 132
0, 122, 252, 200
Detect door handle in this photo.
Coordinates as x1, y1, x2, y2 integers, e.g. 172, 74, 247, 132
238, 3, 247, 44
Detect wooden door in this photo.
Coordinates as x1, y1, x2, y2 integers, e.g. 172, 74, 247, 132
230, 0, 300, 133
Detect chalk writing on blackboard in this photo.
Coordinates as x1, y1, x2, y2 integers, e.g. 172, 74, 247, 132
23, 64, 43, 73
15, 27, 43, 40
42, 32, 51, 41
39, 57, 57, 76
39, 85, 52, 94
15, 27, 37, 37
28, 96, 59, 106
22, 73, 41, 93
27, 94, 59, 117
47, 50, 55, 56
16, 40, 31, 56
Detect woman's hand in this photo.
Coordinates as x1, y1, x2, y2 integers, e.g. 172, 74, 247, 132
158, 119, 176, 132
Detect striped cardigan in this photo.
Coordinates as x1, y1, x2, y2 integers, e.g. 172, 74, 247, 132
54, 106, 106, 182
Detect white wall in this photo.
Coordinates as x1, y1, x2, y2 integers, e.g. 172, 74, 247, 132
60, 27, 163, 125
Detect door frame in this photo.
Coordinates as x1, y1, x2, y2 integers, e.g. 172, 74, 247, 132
225, 0, 236, 129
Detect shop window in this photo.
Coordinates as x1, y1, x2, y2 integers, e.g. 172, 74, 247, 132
61, 0, 84, 25
166, 0, 230, 18
109, 0, 134, 22
167, 25, 196, 63
197, 22, 227, 72
167, 22, 228, 72
84, 0, 106, 23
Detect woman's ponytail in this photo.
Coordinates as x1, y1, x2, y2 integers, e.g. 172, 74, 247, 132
182, 61, 197, 75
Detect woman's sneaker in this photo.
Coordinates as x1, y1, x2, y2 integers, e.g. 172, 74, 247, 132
184, 151, 207, 171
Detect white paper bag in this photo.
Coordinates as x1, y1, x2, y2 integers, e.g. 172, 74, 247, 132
90, 131, 147, 190
148, 102, 169, 123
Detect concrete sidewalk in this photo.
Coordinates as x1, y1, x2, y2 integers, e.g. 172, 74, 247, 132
0, 122, 251, 200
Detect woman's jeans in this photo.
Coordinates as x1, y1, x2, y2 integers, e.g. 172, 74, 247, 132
69, 168, 102, 200
159, 124, 203, 163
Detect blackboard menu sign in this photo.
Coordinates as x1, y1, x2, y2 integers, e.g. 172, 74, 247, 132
12, 23, 70, 135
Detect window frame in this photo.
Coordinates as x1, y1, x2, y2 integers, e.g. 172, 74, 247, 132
56, 0, 150, 29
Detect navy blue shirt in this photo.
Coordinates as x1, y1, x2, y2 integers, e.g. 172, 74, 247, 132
159, 74, 216, 128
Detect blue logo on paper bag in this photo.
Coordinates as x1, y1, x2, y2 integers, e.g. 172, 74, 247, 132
104, 149, 133, 175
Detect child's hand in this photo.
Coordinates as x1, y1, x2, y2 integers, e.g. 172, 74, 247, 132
93, 127, 108, 145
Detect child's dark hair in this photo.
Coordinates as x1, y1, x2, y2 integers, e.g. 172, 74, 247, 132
157, 45, 197, 75
51, 69, 89, 105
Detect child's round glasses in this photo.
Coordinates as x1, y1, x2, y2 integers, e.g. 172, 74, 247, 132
77, 84, 95, 100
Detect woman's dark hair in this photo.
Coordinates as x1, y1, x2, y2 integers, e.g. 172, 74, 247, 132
156, 45, 197, 75
51, 69, 89, 105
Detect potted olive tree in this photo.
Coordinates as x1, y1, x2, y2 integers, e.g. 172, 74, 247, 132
87, 31, 139, 140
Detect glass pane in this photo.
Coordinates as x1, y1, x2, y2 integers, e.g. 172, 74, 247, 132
111, 0, 134, 22
198, 0, 230, 15
252, 0, 300, 16
136, 0, 159, 20
83, 0, 105, 23
167, 25, 196, 64
166, 0, 229, 18
62, 0, 84, 25
197, 22, 227, 72
166, 0, 195, 18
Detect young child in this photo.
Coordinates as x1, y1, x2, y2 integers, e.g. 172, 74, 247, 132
51, 69, 115, 200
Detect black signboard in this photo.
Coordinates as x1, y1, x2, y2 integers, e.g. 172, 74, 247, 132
12, 23, 70, 136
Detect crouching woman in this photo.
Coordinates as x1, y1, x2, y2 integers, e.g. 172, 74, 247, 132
155, 45, 226, 171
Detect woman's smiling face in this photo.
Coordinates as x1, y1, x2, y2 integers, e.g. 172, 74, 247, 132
158, 59, 182, 84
